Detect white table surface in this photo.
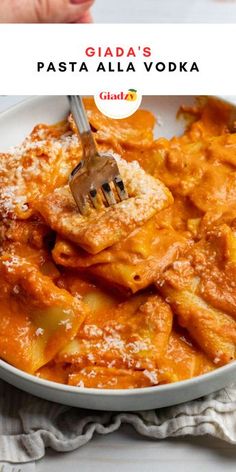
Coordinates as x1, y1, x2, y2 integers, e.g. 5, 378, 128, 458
36, 428, 236, 472
92, 0, 236, 23
1, 95, 236, 470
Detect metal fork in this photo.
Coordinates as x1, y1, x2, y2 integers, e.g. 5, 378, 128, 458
68, 96, 128, 215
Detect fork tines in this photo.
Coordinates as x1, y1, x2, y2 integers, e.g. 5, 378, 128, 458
69, 161, 128, 215
101, 177, 127, 206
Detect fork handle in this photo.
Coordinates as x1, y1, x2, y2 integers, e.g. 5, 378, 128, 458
68, 95, 98, 161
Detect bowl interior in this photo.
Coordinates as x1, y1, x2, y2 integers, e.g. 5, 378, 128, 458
0, 95, 234, 410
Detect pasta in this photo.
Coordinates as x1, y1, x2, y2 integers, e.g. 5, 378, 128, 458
52, 219, 187, 293
36, 156, 173, 254
0, 97, 235, 389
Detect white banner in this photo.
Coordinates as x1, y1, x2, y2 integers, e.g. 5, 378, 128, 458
0, 24, 235, 95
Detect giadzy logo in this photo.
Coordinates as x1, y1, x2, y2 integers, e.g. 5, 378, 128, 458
99, 89, 138, 102
95, 89, 142, 119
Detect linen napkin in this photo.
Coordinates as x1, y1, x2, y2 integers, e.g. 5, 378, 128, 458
0, 379, 236, 464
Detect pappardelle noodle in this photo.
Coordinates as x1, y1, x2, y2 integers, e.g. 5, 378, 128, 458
0, 97, 236, 389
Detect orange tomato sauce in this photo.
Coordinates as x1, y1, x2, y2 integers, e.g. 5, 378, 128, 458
0, 97, 235, 389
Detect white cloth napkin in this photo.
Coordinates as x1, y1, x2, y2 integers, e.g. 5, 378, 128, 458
0, 380, 236, 464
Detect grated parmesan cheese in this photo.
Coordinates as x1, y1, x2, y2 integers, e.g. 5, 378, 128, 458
143, 369, 159, 385
35, 327, 44, 336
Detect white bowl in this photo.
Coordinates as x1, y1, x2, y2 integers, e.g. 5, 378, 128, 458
0, 95, 235, 411
0, 359, 236, 411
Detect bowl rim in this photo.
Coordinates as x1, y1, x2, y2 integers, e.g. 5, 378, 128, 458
0, 358, 235, 397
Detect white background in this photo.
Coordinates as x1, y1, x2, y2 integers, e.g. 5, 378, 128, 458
92, 0, 236, 23
2, 2, 236, 468
0, 24, 235, 95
